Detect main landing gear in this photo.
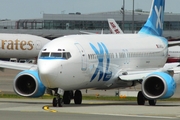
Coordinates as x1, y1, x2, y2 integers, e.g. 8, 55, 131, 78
52, 89, 82, 107
137, 91, 156, 106
63, 90, 82, 104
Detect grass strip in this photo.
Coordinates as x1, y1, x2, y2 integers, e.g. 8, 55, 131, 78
0, 93, 180, 101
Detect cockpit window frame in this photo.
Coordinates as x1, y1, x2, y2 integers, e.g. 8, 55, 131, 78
40, 52, 50, 57
40, 51, 71, 60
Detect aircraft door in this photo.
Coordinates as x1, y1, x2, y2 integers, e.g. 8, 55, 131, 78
122, 49, 129, 64
74, 43, 87, 71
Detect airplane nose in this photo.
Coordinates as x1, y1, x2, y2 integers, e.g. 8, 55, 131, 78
38, 59, 59, 88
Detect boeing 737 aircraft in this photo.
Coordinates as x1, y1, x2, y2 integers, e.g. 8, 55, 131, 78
1, 0, 180, 107
0, 33, 49, 59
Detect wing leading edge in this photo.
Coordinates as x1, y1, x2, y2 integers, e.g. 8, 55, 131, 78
119, 63, 180, 81
0, 60, 37, 71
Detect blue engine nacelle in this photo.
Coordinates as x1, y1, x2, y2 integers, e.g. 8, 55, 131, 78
142, 72, 176, 99
13, 70, 46, 97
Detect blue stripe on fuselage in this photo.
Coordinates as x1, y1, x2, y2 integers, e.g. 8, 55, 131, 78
89, 42, 112, 82
39, 57, 66, 60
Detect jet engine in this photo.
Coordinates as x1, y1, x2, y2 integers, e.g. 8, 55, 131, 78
142, 72, 176, 99
13, 70, 46, 97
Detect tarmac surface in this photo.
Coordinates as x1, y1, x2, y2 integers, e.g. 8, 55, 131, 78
1, 69, 180, 119
0, 98, 180, 120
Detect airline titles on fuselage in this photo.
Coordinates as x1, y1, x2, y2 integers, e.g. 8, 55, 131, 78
1, 39, 34, 50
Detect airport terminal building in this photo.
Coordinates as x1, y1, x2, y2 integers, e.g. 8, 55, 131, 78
0, 9, 180, 39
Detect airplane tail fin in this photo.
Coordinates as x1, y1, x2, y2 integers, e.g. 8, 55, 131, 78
108, 19, 123, 34
138, 0, 165, 36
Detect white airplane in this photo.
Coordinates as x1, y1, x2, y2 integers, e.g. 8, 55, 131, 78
0, 33, 49, 59
0, 0, 180, 107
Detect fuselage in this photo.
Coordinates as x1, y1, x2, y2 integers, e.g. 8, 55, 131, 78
38, 34, 168, 90
0, 33, 49, 58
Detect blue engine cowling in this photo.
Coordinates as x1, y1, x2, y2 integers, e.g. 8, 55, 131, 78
13, 70, 46, 97
142, 72, 176, 99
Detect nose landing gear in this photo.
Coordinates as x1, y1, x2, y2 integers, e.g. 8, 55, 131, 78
52, 89, 63, 107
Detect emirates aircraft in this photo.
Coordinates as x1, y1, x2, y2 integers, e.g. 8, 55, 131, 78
0, 33, 49, 58
1, 0, 180, 107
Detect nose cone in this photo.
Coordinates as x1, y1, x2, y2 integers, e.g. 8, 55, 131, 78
38, 59, 59, 88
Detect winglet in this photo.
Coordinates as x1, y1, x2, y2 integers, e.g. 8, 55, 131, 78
138, 0, 165, 36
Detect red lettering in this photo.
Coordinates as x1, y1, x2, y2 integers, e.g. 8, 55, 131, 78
110, 22, 116, 28
115, 29, 120, 34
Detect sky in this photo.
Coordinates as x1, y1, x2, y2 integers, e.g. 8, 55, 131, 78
0, 0, 180, 20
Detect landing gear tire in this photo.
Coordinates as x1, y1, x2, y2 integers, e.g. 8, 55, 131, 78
137, 91, 145, 105
52, 98, 57, 107
63, 91, 71, 104
57, 98, 63, 107
74, 90, 82, 104
148, 99, 156, 106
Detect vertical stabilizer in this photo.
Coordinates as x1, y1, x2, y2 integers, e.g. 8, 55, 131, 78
138, 0, 165, 36
108, 19, 123, 34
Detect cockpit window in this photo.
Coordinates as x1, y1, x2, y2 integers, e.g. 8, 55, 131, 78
66, 52, 71, 59
51, 53, 62, 57
40, 52, 71, 59
40, 52, 50, 57
50, 52, 71, 59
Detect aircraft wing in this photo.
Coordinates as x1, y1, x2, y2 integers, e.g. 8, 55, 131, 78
119, 63, 180, 81
79, 31, 96, 34
0, 60, 37, 71
119, 72, 150, 81
79, 30, 103, 34
168, 41, 180, 47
